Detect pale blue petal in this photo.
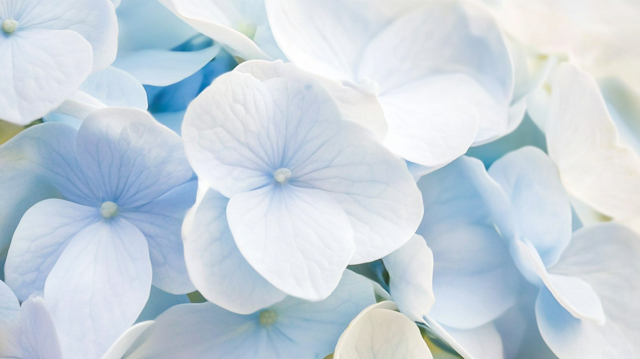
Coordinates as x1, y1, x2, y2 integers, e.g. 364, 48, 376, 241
182, 186, 285, 314
113, 46, 221, 86
19, 297, 63, 359
117, 0, 198, 52
418, 156, 521, 329
0, 124, 95, 252
79, 67, 148, 110
75, 108, 194, 208
549, 223, 640, 355
489, 146, 572, 266
382, 234, 435, 322
536, 288, 634, 359
123, 270, 374, 359
0, 280, 19, 323
121, 181, 196, 294
0, 280, 20, 358
44, 218, 152, 359
4, 199, 99, 301
227, 185, 354, 301
136, 287, 189, 323
102, 321, 155, 359
441, 323, 504, 359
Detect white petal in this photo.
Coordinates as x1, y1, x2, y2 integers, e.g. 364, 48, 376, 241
181, 71, 278, 197
227, 185, 354, 300
113, 45, 221, 86
76, 108, 194, 208
9, 0, 118, 70
334, 301, 433, 359
19, 297, 63, 359
5, 199, 99, 301
546, 63, 640, 221
101, 321, 155, 359
159, 0, 283, 60
549, 223, 640, 355
235, 59, 388, 141
45, 218, 152, 359
383, 234, 435, 322
267, 0, 424, 81
0, 29, 92, 124
488, 146, 572, 266
182, 185, 286, 314
378, 74, 480, 167
359, 2, 512, 146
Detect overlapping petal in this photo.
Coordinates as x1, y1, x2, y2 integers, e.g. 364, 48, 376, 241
44, 218, 152, 359
5, 199, 99, 301
122, 271, 375, 359
418, 156, 520, 329
182, 185, 286, 313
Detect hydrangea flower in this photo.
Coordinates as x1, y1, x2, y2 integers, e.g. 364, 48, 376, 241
487, 146, 640, 357
113, 0, 221, 87
158, 0, 286, 61
267, 0, 517, 167
0, 0, 118, 124
115, 271, 376, 359
1, 108, 196, 359
0, 279, 151, 359
181, 60, 423, 310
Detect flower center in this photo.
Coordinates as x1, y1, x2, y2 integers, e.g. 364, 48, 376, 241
259, 309, 277, 326
2, 19, 18, 34
273, 168, 292, 183
100, 201, 118, 218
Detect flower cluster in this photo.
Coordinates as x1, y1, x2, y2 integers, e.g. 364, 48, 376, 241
1, 0, 639, 358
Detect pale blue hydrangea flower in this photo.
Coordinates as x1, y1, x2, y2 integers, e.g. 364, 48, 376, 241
112, 0, 221, 87
0, 279, 151, 359
43, 66, 149, 128
267, 0, 518, 168
0, 108, 196, 359
180, 60, 423, 311
487, 146, 640, 357
0, 0, 118, 124
116, 271, 376, 359
158, 0, 287, 61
